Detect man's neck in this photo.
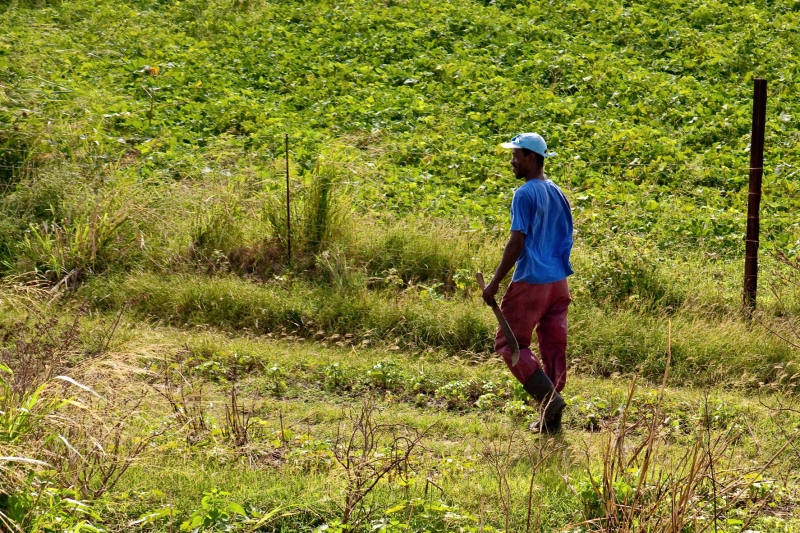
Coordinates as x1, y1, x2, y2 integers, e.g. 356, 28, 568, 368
524, 170, 545, 182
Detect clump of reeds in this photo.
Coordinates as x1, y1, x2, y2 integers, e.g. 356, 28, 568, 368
259, 160, 348, 265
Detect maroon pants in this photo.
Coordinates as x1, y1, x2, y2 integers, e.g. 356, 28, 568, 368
494, 279, 571, 392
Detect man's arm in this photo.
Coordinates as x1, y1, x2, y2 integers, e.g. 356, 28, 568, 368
482, 230, 525, 306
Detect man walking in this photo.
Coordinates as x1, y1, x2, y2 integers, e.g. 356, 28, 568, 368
482, 132, 573, 433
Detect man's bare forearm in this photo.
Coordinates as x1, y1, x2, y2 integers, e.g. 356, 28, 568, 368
491, 236, 524, 287
482, 231, 525, 305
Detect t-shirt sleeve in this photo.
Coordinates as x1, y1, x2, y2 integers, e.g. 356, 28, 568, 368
510, 189, 534, 234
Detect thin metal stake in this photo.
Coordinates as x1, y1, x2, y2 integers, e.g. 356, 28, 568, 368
744, 79, 767, 312
285, 133, 291, 264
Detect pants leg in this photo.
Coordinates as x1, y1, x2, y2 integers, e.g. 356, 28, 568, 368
494, 281, 550, 384
536, 281, 571, 392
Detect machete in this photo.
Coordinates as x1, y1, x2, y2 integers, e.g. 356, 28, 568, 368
476, 272, 520, 367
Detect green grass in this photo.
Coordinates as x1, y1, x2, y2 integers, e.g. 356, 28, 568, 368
80, 256, 800, 391
4, 0, 800, 530
1, 288, 799, 531
62, 322, 800, 531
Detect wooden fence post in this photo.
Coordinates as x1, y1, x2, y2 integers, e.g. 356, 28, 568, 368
744, 78, 767, 312
285, 134, 292, 265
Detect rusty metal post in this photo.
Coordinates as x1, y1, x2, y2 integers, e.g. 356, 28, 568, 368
744, 78, 767, 312
285, 134, 292, 264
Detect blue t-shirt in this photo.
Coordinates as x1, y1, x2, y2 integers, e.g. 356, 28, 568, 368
510, 178, 574, 285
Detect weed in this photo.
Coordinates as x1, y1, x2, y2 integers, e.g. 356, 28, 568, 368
475, 393, 501, 411
475, 424, 521, 533
332, 398, 429, 529
0, 301, 156, 530
285, 434, 335, 474
434, 380, 474, 410
150, 357, 210, 445
367, 499, 497, 533
0, 307, 84, 399
15, 190, 143, 284
265, 365, 287, 397
188, 348, 259, 382
322, 362, 351, 391
565, 368, 792, 531
221, 383, 255, 449
568, 396, 611, 431
366, 360, 404, 391
408, 371, 439, 396
501, 400, 534, 423
2, 481, 105, 533
179, 488, 248, 532
316, 247, 366, 291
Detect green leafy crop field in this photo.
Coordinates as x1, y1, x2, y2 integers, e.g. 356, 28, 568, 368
4, 0, 800, 252
2, 0, 800, 531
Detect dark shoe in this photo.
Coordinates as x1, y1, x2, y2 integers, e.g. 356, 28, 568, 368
523, 369, 566, 434
528, 408, 563, 434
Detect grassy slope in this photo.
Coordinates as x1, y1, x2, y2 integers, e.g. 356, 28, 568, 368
1, 0, 799, 389
82, 267, 800, 389
76, 320, 800, 531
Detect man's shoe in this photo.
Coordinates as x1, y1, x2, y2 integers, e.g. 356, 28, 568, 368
528, 408, 563, 434
523, 369, 566, 434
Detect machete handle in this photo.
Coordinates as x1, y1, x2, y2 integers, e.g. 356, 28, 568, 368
475, 272, 496, 307
475, 271, 521, 367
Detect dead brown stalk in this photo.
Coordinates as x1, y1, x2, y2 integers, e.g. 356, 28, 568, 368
149, 355, 209, 444
332, 397, 429, 529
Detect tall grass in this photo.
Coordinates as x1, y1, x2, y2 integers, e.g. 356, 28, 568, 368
84, 272, 494, 354
258, 160, 349, 264
0, 297, 156, 531
82, 270, 800, 390
349, 217, 485, 291
3, 172, 150, 283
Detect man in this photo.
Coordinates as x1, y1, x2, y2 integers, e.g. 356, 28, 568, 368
482, 132, 573, 434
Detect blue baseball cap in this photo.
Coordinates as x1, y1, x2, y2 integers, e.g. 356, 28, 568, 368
501, 132, 555, 157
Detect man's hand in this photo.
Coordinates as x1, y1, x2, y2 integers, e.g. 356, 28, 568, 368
482, 280, 499, 307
